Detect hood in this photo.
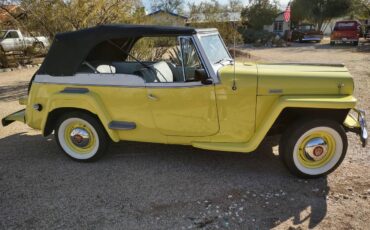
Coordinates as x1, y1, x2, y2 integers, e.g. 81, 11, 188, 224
256, 63, 354, 96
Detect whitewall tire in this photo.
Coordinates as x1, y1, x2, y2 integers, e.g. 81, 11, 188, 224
280, 119, 348, 178
55, 112, 109, 161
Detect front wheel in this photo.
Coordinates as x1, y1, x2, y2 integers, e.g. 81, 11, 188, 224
55, 112, 109, 161
279, 119, 348, 178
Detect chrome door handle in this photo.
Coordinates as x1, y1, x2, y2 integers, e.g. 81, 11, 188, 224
147, 94, 158, 101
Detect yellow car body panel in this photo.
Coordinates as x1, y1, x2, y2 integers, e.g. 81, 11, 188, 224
344, 113, 360, 128
256, 63, 354, 96
27, 83, 164, 143
27, 83, 120, 142
193, 95, 357, 153
211, 63, 257, 143
2, 62, 363, 152
146, 85, 219, 137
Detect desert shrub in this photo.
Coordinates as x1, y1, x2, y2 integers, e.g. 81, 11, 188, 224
239, 28, 276, 44
128, 36, 180, 62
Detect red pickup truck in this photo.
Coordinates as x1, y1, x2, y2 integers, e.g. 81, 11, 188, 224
330, 20, 361, 46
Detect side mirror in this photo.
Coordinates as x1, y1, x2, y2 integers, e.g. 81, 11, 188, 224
195, 69, 213, 85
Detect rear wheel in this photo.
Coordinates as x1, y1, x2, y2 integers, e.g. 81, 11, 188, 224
353, 41, 359, 46
279, 119, 347, 178
55, 112, 109, 161
330, 41, 335, 46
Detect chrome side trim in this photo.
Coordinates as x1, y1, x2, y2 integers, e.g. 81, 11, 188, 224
109, 121, 136, 130
32, 81, 144, 88
34, 74, 145, 87
35, 74, 213, 89
145, 82, 206, 88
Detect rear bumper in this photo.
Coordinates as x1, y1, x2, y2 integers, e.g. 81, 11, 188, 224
302, 35, 323, 41
344, 109, 368, 147
331, 38, 358, 43
2, 109, 26, 127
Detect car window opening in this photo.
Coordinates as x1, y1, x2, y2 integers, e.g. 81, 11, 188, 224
77, 36, 207, 84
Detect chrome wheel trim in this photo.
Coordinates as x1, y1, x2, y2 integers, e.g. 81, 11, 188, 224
70, 128, 91, 148
304, 137, 328, 161
58, 118, 99, 160
293, 127, 343, 176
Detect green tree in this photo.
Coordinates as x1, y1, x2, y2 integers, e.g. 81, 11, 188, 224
229, 0, 243, 12
240, 0, 279, 30
350, 0, 370, 19
150, 0, 184, 14
188, 0, 243, 45
291, 0, 353, 29
1, 0, 143, 37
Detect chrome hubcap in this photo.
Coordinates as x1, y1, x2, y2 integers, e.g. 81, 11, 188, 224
70, 128, 90, 148
304, 137, 328, 161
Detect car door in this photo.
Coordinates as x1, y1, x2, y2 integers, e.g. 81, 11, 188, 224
69, 61, 158, 143
146, 37, 219, 137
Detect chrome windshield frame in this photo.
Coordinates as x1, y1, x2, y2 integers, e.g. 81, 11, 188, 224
192, 30, 232, 84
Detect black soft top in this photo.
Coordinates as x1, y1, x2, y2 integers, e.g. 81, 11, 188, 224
38, 24, 196, 76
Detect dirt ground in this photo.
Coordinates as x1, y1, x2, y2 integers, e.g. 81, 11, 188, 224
0, 39, 369, 229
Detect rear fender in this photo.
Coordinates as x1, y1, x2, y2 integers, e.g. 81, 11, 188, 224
41, 90, 119, 142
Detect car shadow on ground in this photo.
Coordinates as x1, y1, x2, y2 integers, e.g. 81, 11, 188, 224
0, 132, 329, 229
0, 81, 28, 102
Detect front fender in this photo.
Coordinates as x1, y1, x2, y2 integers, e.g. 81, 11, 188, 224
41, 90, 120, 142
193, 95, 357, 153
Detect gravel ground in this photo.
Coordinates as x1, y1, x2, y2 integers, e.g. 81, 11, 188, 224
0, 39, 369, 229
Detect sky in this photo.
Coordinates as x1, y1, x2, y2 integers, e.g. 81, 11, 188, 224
143, 0, 291, 13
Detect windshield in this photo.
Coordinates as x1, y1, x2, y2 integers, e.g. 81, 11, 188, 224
0, 31, 7, 39
199, 34, 231, 64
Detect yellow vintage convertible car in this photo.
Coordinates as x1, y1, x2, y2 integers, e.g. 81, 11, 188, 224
2, 25, 367, 178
